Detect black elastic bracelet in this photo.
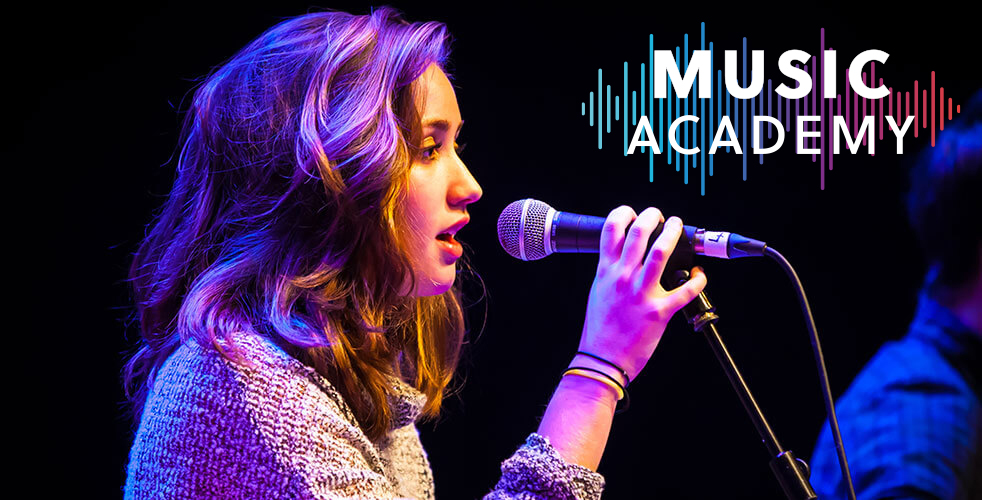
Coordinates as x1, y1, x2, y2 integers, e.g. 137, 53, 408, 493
563, 366, 631, 414
575, 351, 631, 387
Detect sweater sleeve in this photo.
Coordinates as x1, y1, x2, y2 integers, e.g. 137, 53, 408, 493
484, 432, 606, 500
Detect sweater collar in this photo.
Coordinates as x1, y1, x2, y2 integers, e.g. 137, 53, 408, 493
384, 374, 427, 430
229, 331, 428, 431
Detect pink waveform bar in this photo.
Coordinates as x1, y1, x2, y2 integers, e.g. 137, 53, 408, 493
906, 91, 910, 124
923, 89, 928, 130
940, 87, 945, 131
889, 88, 893, 119
914, 81, 919, 138
871, 63, 876, 147
879, 79, 884, 140
862, 72, 867, 146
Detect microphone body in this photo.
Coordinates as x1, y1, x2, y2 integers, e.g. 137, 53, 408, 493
498, 199, 767, 261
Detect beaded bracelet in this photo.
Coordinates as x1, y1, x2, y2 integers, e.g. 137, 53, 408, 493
562, 366, 631, 414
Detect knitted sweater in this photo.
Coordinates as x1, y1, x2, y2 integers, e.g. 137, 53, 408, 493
124, 331, 606, 499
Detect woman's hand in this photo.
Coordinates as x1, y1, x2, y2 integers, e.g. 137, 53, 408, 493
577, 206, 708, 383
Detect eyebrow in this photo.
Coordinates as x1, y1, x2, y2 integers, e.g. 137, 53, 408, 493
422, 118, 465, 138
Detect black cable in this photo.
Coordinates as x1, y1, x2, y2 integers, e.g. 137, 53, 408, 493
764, 246, 857, 500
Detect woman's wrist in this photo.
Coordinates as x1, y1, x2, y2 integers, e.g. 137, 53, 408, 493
567, 353, 631, 388
557, 368, 620, 409
539, 369, 618, 471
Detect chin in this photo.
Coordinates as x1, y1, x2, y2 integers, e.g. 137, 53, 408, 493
418, 272, 455, 297
428, 278, 455, 296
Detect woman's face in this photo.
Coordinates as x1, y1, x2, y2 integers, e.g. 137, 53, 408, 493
402, 63, 483, 297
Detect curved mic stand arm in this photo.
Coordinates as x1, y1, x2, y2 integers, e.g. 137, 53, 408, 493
672, 268, 817, 500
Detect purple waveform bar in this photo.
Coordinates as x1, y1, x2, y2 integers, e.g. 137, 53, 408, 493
820, 29, 825, 186
768, 79, 773, 139
846, 68, 851, 132
784, 80, 798, 132
808, 56, 822, 163
833, 95, 840, 171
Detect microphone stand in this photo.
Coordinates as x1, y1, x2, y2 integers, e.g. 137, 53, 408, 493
672, 268, 816, 500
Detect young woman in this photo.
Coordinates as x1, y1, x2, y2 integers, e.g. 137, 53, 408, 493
122, 7, 706, 499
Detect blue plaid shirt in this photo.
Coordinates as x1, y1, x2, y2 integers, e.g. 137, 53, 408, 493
810, 291, 982, 499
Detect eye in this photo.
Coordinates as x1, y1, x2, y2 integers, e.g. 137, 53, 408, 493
420, 141, 466, 161
421, 144, 441, 161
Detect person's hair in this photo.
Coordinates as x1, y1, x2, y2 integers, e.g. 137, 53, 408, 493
907, 88, 982, 296
123, 7, 470, 442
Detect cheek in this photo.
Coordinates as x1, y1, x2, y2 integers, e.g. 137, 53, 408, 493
405, 171, 443, 231
401, 184, 434, 262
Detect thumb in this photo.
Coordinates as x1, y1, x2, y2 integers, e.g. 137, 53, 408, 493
663, 266, 707, 315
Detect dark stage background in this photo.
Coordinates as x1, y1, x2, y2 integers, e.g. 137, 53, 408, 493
21, 2, 977, 498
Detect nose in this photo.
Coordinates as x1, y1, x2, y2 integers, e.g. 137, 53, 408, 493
448, 156, 483, 209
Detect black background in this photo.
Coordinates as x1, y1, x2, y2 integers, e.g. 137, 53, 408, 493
18, 2, 977, 498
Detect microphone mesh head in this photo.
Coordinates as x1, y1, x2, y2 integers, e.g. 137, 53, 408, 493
497, 199, 553, 261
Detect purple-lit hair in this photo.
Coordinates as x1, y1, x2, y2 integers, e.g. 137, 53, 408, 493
124, 7, 468, 441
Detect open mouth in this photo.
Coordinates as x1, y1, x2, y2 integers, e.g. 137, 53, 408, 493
436, 232, 463, 259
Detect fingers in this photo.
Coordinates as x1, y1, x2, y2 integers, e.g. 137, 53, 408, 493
619, 207, 664, 270
639, 216, 684, 289
662, 266, 708, 314
599, 206, 637, 268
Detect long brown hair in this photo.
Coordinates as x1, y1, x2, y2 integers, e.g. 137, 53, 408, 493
123, 7, 470, 441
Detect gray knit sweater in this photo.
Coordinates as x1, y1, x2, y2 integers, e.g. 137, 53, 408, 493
124, 331, 606, 499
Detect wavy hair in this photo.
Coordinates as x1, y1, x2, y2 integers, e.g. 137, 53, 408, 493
123, 7, 469, 441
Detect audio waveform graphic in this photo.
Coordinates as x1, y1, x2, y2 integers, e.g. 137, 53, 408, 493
581, 24, 963, 195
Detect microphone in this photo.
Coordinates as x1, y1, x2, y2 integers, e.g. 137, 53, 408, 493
496, 199, 767, 261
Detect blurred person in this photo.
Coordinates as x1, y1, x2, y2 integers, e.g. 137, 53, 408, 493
810, 90, 982, 499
